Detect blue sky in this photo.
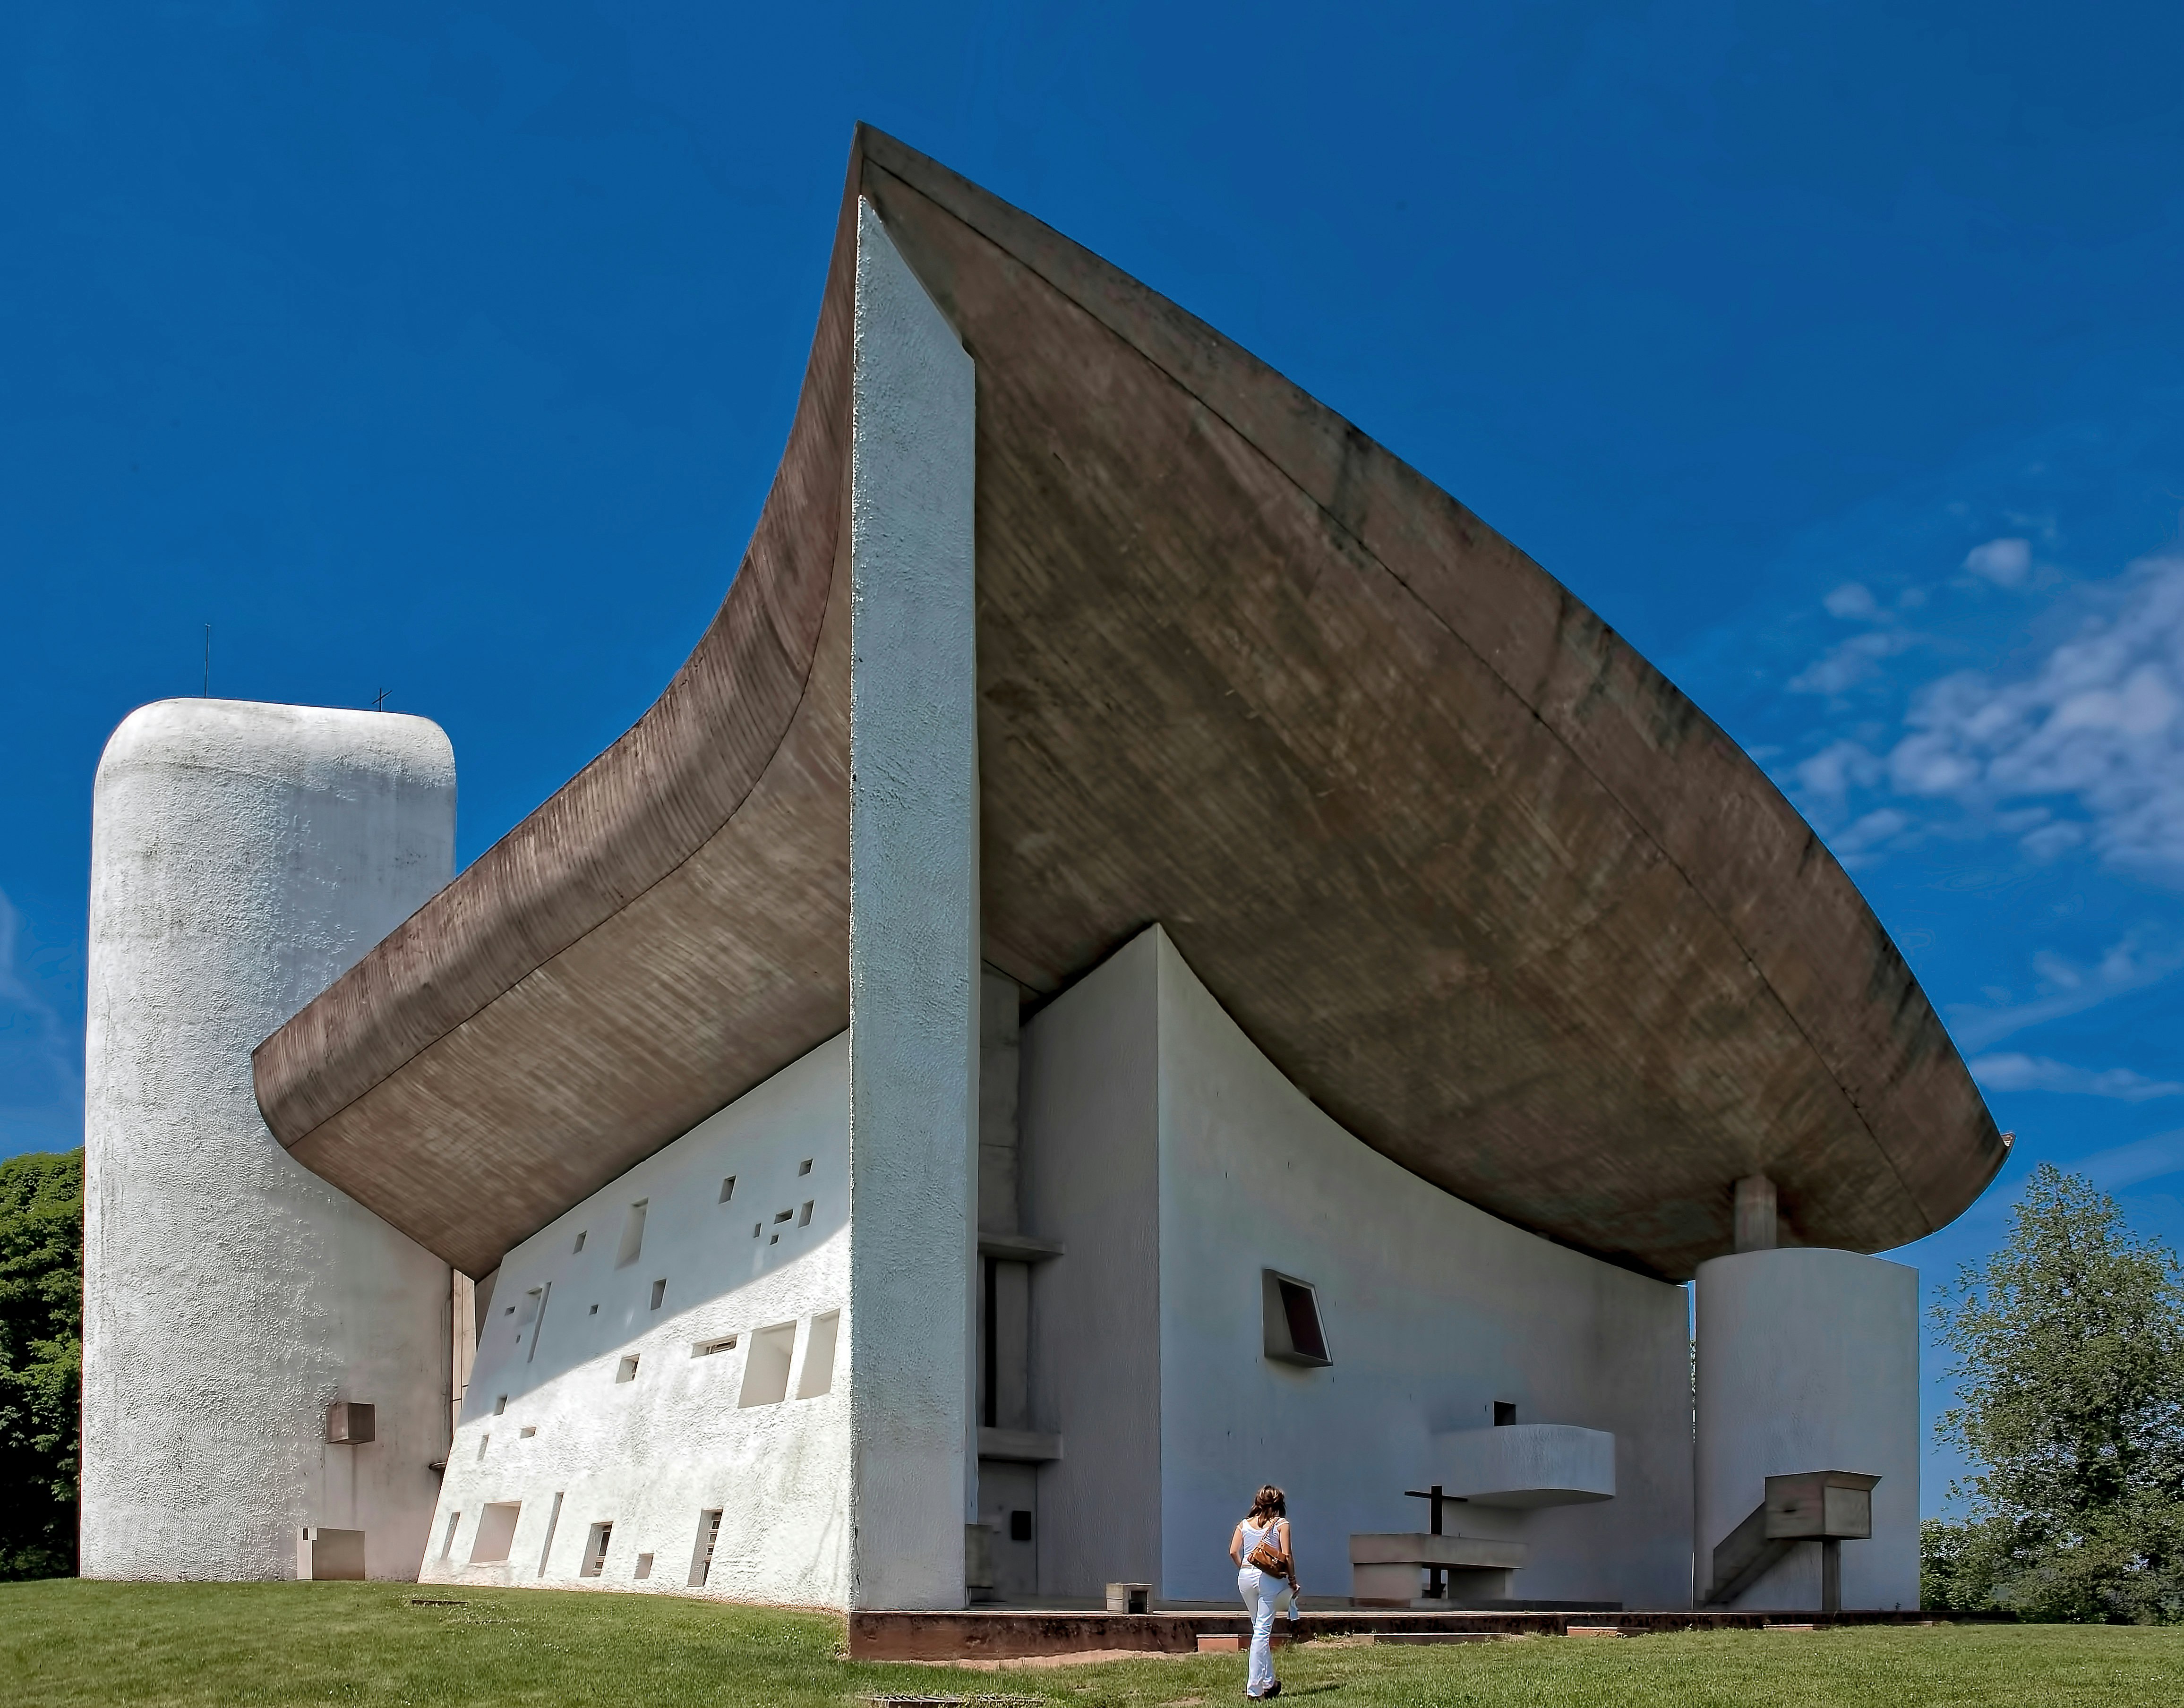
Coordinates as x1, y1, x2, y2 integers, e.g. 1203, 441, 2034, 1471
5, 3, 2182, 1515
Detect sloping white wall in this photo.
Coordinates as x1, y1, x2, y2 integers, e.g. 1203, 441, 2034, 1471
1151, 927, 1695, 1609
82, 699, 455, 1581
423, 1033, 851, 1606
1020, 933, 1164, 1599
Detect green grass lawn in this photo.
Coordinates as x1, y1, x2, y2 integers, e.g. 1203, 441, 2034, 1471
3, 1581, 2181, 1707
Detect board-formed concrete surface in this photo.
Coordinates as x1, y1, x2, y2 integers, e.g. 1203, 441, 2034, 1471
253, 127, 2004, 1288
82, 700, 455, 1581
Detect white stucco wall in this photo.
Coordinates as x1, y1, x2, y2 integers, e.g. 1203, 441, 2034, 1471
423, 1033, 852, 1605
1695, 1247, 1919, 1611
1150, 928, 1694, 1609
1020, 934, 1164, 1599
1020, 926, 1693, 1609
846, 196, 980, 1610
82, 699, 455, 1581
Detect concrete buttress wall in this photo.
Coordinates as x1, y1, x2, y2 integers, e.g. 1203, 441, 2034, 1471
846, 197, 979, 1610
82, 699, 456, 1581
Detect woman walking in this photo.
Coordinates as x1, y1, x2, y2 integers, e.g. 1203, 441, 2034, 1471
1228, 1485, 1299, 1700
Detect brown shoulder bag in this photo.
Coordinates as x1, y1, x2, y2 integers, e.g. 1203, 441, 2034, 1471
1245, 1520, 1290, 1579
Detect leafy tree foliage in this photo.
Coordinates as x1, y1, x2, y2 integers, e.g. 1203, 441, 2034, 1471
0, 1149, 81, 1579
1924, 1163, 2184, 1622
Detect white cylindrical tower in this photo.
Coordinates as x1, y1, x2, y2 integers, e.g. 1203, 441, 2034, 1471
82, 700, 457, 1581
1694, 1247, 1919, 1611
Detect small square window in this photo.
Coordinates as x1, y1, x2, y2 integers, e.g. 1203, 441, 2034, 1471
616, 1355, 640, 1383
798, 1158, 813, 1176
719, 1176, 737, 1203
1494, 1401, 1518, 1427
1262, 1270, 1332, 1367
650, 1278, 667, 1310
634, 1551, 654, 1580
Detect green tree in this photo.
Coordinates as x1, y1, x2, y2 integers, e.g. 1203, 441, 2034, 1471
1924, 1162, 2184, 1622
0, 1149, 81, 1579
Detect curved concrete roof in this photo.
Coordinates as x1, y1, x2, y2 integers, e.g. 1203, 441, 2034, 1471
255, 127, 2005, 1282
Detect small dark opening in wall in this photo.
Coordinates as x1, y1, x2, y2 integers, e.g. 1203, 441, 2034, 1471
494, 1395, 507, 1415
773, 1209, 793, 1223
798, 1201, 814, 1228
650, 1278, 667, 1310
719, 1176, 736, 1203
1010, 1510, 1033, 1543
798, 1158, 813, 1176
1280, 1280, 1327, 1362
572, 1230, 586, 1254
1262, 1270, 1332, 1367
1494, 1401, 1517, 1426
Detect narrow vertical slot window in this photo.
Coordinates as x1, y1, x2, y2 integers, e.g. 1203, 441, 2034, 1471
798, 1200, 814, 1228
537, 1491, 564, 1577
477, 1434, 490, 1460
719, 1176, 736, 1203
616, 1201, 648, 1269
650, 1278, 667, 1311
441, 1512, 462, 1560
688, 1509, 723, 1587
797, 1311, 839, 1399
525, 1282, 551, 1364
572, 1230, 587, 1254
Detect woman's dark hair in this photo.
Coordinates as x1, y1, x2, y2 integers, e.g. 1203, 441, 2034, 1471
1248, 1484, 1286, 1521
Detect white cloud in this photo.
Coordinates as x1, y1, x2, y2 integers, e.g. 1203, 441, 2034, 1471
2078, 1129, 2184, 1191
1967, 1053, 2184, 1102
1879, 553, 2184, 875
1944, 932, 2184, 1050
1964, 537, 2032, 587
1792, 738, 1883, 808
1788, 627, 1918, 695
1824, 581, 1880, 619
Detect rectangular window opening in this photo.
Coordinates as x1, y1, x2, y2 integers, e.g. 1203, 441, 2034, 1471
798, 1200, 814, 1228
470, 1502, 521, 1565
797, 1158, 812, 1176
650, 1278, 667, 1310
737, 1322, 797, 1408
537, 1491, 564, 1577
477, 1433, 490, 1460
588, 1303, 599, 1315
441, 1512, 462, 1561
719, 1175, 737, 1203
580, 1521, 613, 1578
519, 1425, 537, 1439
689, 1509, 723, 1588
796, 1311, 839, 1399
616, 1201, 648, 1269
616, 1355, 640, 1384
694, 1335, 737, 1358
572, 1230, 587, 1254
751, 1222, 762, 1238
634, 1552, 654, 1580
1262, 1270, 1332, 1367
1494, 1401, 1518, 1426
494, 1395, 507, 1415
773, 1208, 793, 1223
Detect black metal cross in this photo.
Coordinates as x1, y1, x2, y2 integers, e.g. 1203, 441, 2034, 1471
373, 687, 389, 711
1404, 1483, 1456, 1599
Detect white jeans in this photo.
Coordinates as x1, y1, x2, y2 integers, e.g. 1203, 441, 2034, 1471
1237, 1567, 1291, 1696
